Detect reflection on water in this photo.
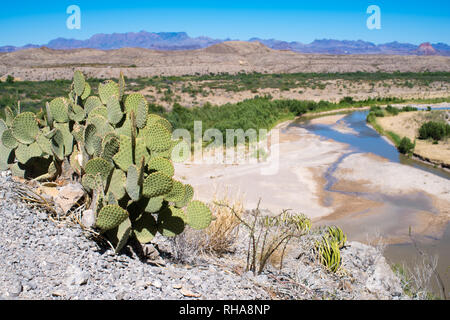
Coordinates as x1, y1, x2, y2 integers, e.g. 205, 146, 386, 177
293, 109, 450, 298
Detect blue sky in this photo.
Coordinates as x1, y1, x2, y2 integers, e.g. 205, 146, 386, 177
1, 1, 449, 46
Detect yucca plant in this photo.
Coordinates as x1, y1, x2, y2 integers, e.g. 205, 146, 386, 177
315, 236, 342, 273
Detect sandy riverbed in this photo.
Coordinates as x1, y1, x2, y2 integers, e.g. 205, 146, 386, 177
174, 114, 450, 244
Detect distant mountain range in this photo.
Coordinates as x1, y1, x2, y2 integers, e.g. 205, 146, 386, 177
1, 31, 449, 56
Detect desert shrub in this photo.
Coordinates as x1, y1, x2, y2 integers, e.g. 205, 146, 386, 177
197, 193, 243, 255
386, 105, 399, 115
216, 200, 311, 274
418, 121, 450, 141
398, 137, 415, 154
373, 110, 385, 117
6, 75, 14, 83
402, 106, 418, 112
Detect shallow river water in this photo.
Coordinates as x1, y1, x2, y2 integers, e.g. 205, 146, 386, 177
292, 110, 449, 298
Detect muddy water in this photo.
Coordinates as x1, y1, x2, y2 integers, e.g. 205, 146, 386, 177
292, 110, 449, 298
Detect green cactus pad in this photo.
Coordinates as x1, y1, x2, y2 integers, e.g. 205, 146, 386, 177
145, 196, 164, 213
87, 114, 114, 137
49, 98, 69, 123
68, 104, 86, 122
107, 191, 118, 205
134, 137, 149, 165
11, 112, 39, 145
175, 184, 194, 208
136, 98, 148, 129
73, 70, 86, 96
148, 157, 174, 177
112, 135, 133, 172
10, 162, 26, 178
51, 129, 65, 161
4, 107, 15, 126
147, 114, 172, 132
36, 133, 52, 155
81, 82, 91, 100
101, 135, 120, 163
157, 206, 186, 237
0, 147, 12, 171
53, 122, 74, 157
84, 158, 112, 182
118, 72, 126, 100
84, 96, 103, 114
186, 200, 212, 230
133, 213, 158, 244
1, 129, 18, 149
88, 106, 108, 121
15, 142, 43, 164
164, 180, 186, 203
84, 124, 102, 156
126, 165, 143, 201
96, 204, 129, 231
108, 169, 127, 200
142, 172, 173, 198
144, 123, 172, 152
81, 173, 95, 191
71, 123, 85, 143
106, 95, 123, 125
99, 80, 119, 105
105, 217, 132, 253
124, 93, 146, 114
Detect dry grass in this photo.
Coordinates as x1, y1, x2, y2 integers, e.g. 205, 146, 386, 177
198, 191, 244, 255
171, 190, 244, 261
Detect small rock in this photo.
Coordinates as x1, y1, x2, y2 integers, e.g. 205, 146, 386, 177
8, 281, 22, 297
64, 265, 89, 286
54, 183, 85, 214
151, 279, 162, 289
180, 287, 201, 298
52, 290, 65, 297
81, 209, 96, 229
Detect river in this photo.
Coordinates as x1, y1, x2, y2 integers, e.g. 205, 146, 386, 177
292, 109, 449, 298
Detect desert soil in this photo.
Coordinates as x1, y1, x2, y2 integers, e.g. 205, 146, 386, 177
1, 41, 450, 81
376, 110, 450, 166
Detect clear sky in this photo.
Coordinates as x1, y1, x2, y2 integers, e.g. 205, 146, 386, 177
1, 0, 449, 46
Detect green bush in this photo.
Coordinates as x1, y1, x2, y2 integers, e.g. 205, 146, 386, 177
386, 105, 399, 115
401, 106, 418, 112
398, 137, 415, 154
418, 121, 450, 141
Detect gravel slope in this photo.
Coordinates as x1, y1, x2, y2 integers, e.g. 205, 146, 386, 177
0, 170, 407, 300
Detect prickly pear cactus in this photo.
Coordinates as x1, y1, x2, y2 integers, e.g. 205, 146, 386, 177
1, 70, 213, 253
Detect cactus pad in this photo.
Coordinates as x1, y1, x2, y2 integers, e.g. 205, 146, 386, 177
133, 213, 158, 243
1, 129, 18, 149
96, 204, 129, 231
99, 80, 119, 105
11, 112, 39, 145
144, 123, 172, 152
142, 172, 173, 198
186, 200, 212, 230
49, 98, 69, 123
148, 157, 174, 177
73, 70, 86, 96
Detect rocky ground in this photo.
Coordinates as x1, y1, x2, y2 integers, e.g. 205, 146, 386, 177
0, 170, 407, 300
